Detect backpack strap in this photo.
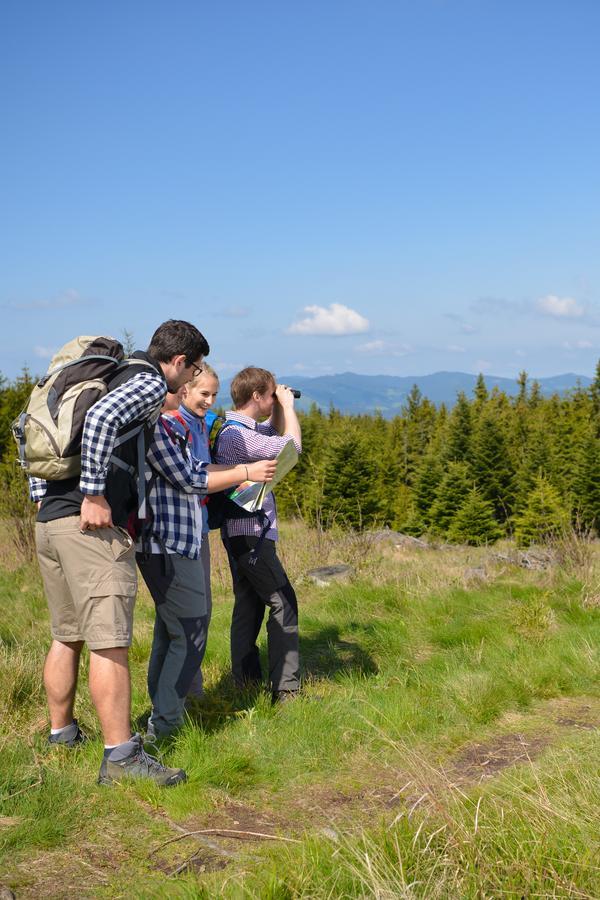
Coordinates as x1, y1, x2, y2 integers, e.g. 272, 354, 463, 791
14, 412, 29, 469
37, 354, 122, 388
106, 356, 167, 520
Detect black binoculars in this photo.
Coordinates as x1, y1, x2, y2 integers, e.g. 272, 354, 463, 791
273, 388, 302, 399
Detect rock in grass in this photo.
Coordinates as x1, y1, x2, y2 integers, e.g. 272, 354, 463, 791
464, 566, 487, 580
307, 565, 353, 587
369, 529, 429, 548
0, 887, 16, 900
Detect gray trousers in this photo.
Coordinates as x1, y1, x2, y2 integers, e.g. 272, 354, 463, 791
137, 552, 208, 735
224, 535, 300, 693
187, 538, 212, 698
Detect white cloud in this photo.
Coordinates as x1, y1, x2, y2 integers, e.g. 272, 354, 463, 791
446, 344, 466, 353
563, 339, 593, 350
286, 303, 369, 336
8, 289, 86, 311
536, 294, 584, 318
216, 306, 251, 319
444, 313, 478, 335
475, 359, 492, 372
357, 339, 385, 353
34, 345, 58, 359
356, 339, 412, 357
211, 360, 244, 374
472, 296, 525, 316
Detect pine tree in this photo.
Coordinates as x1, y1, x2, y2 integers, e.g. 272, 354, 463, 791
473, 373, 489, 408
516, 370, 528, 404
443, 392, 472, 463
470, 407, 514, 520
320, 425, 381, 530
411, 449, 444, 528
374, 418, 403, 527
529, 381, 542, 408
447, 488, 503, 546
276, 405, 327, 521
589, 359, 600, 425
513, 474, 571, 547
429, 461, 472, 536
572, 424, 600, 532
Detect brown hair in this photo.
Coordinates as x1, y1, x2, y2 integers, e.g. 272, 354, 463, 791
189, 361, 219, 386
230, 366, 275, 408
147, 319, 210, 365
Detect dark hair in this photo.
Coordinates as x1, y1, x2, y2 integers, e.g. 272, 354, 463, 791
230, 366, 275, 408
147, 319, 210, 365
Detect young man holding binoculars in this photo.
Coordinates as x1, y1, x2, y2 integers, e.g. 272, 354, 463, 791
214, 367, 303, 702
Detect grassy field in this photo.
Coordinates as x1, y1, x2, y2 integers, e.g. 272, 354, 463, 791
1, 522, 600, 898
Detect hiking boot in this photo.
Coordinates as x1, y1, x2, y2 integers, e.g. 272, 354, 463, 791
272, 689, 301, 705
48, 719, 87, 748
97, 734, 187, 787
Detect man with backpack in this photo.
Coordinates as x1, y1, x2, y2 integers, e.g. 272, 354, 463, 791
30, 320, 208, 787
213, 367, 302, 702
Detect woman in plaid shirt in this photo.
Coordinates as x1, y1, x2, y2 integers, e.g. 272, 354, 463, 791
137, 394, 276, 741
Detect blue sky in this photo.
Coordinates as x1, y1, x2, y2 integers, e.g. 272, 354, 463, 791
1, 1, 599, 382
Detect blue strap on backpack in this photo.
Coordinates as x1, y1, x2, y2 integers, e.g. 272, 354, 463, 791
208, 418, 271, 565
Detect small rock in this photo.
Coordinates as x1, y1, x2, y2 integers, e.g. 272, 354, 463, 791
518, 549, 554, 570
464, 566, 487, 582
307, 565, 354, 587
369, 529, 429, 549
0, 887, 16, 900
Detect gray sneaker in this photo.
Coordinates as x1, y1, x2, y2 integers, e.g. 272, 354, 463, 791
48, 719, 87, 748
98, 734, 187, 787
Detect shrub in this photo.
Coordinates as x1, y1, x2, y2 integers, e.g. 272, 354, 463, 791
513, 474, 570, 547
0, 458, 36, 562
447, 488, 503, 545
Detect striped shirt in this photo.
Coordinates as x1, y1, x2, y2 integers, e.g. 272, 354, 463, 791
213, 411, 301, 541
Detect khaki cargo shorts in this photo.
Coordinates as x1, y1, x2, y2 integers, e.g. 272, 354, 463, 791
35, 516, 137, 649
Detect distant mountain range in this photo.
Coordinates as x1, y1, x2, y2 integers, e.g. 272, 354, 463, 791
219, 371, 593, 417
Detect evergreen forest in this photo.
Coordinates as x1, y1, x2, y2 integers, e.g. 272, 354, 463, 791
2, 367, 600, 548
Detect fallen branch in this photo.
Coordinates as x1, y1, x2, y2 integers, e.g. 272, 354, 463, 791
4, 777, 43, 802
151, 827, 301, 857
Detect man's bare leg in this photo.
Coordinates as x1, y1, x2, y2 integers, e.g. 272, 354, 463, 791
89, 647, 132, 746
44, 639, 84, 729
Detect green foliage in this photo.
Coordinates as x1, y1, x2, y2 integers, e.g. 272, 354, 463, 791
320, 425, 381, 529
429, 461, 472, 536
513, 474, 571, 547
572, 425, 600, 530
2, 364, 600, 547
447, 488, 504, 545
0, 369, 35, 461
0, 458, 36, 561
443, 391, 472, 463
411, 448, 444, 527
471, 406, 514, 519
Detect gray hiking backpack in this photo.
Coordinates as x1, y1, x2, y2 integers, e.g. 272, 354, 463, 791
12, 336, 152, 485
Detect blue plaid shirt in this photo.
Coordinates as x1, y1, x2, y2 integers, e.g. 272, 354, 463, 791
29, 370, 166, 502
141, 414, 209, 558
